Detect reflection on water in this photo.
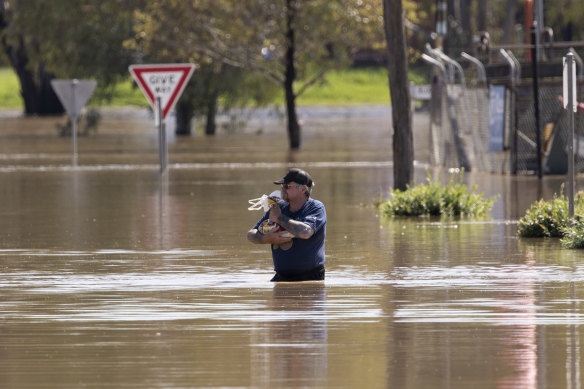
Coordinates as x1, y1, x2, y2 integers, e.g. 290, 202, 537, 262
1, 110, 584, 388
251, 283, 328, 387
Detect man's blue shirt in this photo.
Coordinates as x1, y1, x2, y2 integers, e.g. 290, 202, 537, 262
254, 198, 326, 274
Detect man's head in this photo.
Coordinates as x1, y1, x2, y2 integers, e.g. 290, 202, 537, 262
274, 168, 313, 199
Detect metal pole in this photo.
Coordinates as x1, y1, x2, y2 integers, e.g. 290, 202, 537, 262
499, 49, 518, 174
72, 80, 78, 167
531, 22, 542, 179
422, 53, 447, 166
435, 0, 447, 50
535, 0, 544, 61
157, 96, 167, 174
460, 52, 487, 84
567, 53, 575, 218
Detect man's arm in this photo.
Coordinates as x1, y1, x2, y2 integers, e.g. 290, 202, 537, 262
269, 208, 314, 239
247, 228, 293, 245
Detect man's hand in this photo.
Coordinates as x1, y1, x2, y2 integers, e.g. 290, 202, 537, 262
269, 207, 314, 239
247, 228, 293, 245
269, 206, 282, 223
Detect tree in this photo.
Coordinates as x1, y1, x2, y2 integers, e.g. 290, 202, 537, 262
546, 0, 584, 40
128, 1, 279, 136
209, 0, 384, 149
131, 0, 383, 148
0, 0, 144, 116
172, 63, 277, 135
0, 1, 62, 115
383, 0, 413, 190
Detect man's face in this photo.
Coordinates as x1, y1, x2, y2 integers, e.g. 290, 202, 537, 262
280, 182, 304, 202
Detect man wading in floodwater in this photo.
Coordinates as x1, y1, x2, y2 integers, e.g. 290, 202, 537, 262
247, 168, 327, 281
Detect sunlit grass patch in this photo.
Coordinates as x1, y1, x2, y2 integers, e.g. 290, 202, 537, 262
0, 66, 427, 109
0, 67, 23, 108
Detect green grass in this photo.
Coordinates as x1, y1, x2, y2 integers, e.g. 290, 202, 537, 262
0, 67, 23, 108
0, 68, 149, 109
297, 67, 390, 105
0, 66, 427, 109
105, 79, 150, 107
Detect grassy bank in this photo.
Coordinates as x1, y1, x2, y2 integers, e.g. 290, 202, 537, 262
0, 66, 426, 109
0, 67, 22, 108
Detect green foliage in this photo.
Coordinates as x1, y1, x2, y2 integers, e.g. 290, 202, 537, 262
517, 193, 571, 238
297, 67, 389, 105
0, 67, 22, 108
2, 0, 143, 87
561, 217, 584, 249
0, 66, 421, 109
517, 192, 584, 249
546, 0, 584, 41
378, 170, 496, 217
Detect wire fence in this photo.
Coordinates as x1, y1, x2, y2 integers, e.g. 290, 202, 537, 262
421, 43, 584, 175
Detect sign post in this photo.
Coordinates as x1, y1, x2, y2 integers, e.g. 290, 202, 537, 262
563, 52, 577, 218
51, 79, 97, 166
129, 64, 195, 174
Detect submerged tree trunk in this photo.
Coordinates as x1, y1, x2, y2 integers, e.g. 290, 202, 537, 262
205, 91, 218, 135
1, 4, 62, 116
2, 36, 63, 116
383, 0, 413, 190
36, 63, 63, 115
175, 100, 193, 135
284, 0, 300, 149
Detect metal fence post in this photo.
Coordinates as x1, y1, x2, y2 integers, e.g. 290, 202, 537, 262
531, 22, 543, 179
499, 49, 518, 174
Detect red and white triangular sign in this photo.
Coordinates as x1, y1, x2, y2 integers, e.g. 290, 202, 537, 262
129, 63, 195, 120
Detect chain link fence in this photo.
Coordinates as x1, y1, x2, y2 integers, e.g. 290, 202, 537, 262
422, 44, 584, 175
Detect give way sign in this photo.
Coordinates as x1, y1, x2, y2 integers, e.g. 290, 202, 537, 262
129, 63, 195, 120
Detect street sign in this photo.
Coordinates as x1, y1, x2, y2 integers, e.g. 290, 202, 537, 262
410, 83, 431, 100
51, 79, 97, 117
51, 79, 97, 166
563, 52, 577, 218
129, 63, 195, 121
563, 54, 577, 112
488, 85, 506, 152
129, 63, 195, 174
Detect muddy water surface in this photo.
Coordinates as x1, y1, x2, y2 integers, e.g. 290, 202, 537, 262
1, 108, 583, 388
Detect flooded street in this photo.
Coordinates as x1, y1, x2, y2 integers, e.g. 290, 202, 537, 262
1, 107, 583, 388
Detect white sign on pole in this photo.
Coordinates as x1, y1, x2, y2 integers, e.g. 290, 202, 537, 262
129, 63, 195, 124
488, 85, 506, 152
51, 79, 97, 165
563, 55, 577, 112
129, 63, 195, 174
51, 79, 97, 117
410, 83, 431, 100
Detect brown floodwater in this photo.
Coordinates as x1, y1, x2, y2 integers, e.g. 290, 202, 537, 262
1, 107, 583, 388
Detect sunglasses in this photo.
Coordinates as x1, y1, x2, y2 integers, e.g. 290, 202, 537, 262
281, 183, 302, 189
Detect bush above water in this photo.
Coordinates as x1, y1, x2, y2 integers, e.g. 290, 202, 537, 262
517, 193, 571, 238
378, 170, 496, 217
517, 191, 584, 249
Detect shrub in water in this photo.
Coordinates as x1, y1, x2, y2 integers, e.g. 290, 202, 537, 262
379, 170, 495, 217
561, 216, 584, 249
517, 191, 584, 248
517, 193, 570, 238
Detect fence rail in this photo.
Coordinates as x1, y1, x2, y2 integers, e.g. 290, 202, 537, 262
420, 42, 584, 175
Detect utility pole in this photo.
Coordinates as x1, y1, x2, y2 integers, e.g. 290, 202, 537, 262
435, 0, 447, 50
